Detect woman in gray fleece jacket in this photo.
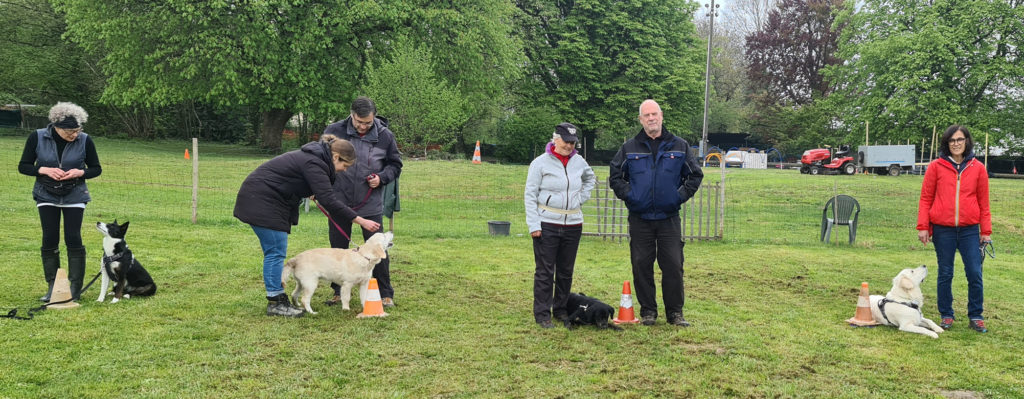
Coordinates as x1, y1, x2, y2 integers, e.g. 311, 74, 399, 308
524, 122, 596, 328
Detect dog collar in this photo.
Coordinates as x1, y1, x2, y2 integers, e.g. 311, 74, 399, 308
103, 252, 132, 266
876, 297, 921, 325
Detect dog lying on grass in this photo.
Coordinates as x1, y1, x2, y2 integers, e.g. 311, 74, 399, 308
282, 232, 393, 314
564, 292, 622, 331
869, 265, 944, 338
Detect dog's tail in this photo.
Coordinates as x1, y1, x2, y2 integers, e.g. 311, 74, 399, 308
281, 258, 295, 285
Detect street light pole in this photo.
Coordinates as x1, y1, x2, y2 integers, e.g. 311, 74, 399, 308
700, 0, 720, 159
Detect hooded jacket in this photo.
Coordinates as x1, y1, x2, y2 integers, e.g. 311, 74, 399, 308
608, 128, 704, 220
234, 141, 357, 233
524, 142, 597, 232
323, 116, 403, 217
917, 153, 991, 235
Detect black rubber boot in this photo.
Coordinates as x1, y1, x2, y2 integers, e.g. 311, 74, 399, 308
67, 246, 87, 301
266, 294, 304, 317
39, 247, 60, 302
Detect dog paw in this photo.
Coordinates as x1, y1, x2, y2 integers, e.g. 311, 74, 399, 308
111, 298, 119, 304
124, 294, 130, 299
96, 298, 105, 303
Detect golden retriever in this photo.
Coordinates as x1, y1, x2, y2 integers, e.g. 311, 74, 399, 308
869, 265, 944, 338
282, 232, 393, 314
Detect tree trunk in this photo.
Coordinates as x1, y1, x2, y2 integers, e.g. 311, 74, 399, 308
259, 108, 293, 153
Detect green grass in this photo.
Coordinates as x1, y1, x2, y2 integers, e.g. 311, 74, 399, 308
1, 135, 1022, 398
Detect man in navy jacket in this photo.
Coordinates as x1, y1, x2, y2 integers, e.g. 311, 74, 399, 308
608, 99, 703, 327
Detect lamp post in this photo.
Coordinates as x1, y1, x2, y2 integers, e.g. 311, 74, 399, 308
700, 0, 720, 159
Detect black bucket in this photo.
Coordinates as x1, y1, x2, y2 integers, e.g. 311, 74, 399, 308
487, 221, 511, 236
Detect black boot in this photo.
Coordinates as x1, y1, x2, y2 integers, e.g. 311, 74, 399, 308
266, 294, 304, 317
39, 247, 60, 302
67, 246, 87, 301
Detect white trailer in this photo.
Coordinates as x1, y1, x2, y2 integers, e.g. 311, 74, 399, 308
857, 145, 915, 176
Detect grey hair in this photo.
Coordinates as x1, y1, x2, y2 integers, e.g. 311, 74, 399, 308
552, 132, 560, 142
638, 99, 660, 116
48, 102, 89, 125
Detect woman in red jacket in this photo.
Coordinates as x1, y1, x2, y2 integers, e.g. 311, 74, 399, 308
917, 125, 992, 333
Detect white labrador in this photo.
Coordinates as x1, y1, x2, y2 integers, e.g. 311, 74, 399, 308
869, 265, 944, 338
282, 232, 393, 314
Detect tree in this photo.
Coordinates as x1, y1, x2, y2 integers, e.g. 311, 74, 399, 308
745, 0, 844, 107
825, 0, 1024, 146
363, 39, 468, 156
0, 0, 97, 108
53, 0, 522, 152
515, 0, 706, 149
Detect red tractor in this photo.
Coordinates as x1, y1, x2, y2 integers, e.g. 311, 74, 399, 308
800, 145, 857, 175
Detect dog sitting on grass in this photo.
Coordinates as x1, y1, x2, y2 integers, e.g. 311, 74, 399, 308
564, 292, 622, 331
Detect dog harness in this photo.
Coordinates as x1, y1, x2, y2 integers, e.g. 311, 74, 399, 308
876, 297, 921, 325
103, 251, 134, 272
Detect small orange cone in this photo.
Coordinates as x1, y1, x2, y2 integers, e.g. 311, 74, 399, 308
46, 268, 80, 309
471, 140, 482, 164
184, 149, 190, 160
846, 282, 880, 326
612, 281, 640, 324
1013, 165, 1017, 174
357, 278, 388, 318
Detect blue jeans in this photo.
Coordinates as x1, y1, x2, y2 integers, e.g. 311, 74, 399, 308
251, 225, 288, 297
932, 224, 984, 320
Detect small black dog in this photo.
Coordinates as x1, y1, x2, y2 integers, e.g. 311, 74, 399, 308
95, 220, 157, 303
564, 292, 622, 331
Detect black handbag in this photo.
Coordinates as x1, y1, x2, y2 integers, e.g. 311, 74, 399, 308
37, 175, 80, 196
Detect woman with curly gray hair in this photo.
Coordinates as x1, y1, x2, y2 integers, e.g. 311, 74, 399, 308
18, 102, 103, 302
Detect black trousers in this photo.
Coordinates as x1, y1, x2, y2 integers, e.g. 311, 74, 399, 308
532, 222, 582, 322
328, 214, 393, 299
628, 214, 685, 318
39, 206, 84, 249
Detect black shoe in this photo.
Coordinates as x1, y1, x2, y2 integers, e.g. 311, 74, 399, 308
641, 314, 656, 326
668, 312, 691, 327
324, 295, 342, 306
969, 319, 987, 333
267, 294, 304, 317
538, 320, 555, 329
553, 311, 569, 322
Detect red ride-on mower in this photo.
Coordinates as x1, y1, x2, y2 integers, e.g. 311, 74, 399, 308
800, 145, 857, 175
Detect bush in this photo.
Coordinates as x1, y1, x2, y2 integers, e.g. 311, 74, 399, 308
495, 106, 562, 163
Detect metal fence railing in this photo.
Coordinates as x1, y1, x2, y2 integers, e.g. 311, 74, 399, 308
583, 181, 724, 242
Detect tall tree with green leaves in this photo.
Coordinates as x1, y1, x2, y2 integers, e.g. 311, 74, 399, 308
824, 0, 1024, 147
0, 0, 95, 107
514, 0, 706, 148
54, 0, 522, 152
363, 39, 468, 156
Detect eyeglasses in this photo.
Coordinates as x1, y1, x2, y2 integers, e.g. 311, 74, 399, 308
949, 138, 966, 144
58, 127, 82, 134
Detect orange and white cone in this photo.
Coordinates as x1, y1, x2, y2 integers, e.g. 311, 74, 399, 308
472, 140, 482, 164
613, 281, 640, 324
357, 278, 389, 318
846, 282, 880, 326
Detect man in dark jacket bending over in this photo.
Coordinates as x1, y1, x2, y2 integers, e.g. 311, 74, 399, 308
608, 99, 703, 327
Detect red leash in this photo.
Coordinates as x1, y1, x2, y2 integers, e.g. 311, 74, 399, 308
312, 198, 351, 241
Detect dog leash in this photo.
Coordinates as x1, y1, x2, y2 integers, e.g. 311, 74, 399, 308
1, 272, 101, 321
312, 198, 352, 241
980, 240, 995, 265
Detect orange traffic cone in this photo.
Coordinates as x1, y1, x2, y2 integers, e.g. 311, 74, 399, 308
184, 149, 190, 160
472, 141, 482, 164
357, 278, 389, 318
846, 282, 880, 326
1013, 165, 1018, 174
612, 281, 640, 324
46, 268, 80, 309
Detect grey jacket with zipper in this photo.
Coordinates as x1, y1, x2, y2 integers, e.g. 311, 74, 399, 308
524, 142, 597, 233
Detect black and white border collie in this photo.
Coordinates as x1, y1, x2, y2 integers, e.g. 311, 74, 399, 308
95, 220, 156, 303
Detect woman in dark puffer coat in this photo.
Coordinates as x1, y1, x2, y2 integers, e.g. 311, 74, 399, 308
234, 134, 380, 317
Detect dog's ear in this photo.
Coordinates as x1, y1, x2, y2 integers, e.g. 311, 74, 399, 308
121, 221, 130, 232
372, 241, 388, 259
899, 275, 915, 291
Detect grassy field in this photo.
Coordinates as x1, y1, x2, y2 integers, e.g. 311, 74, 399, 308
1, 134, 1022, 398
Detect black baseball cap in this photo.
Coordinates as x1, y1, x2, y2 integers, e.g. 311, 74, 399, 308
554, 122, 579, 142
